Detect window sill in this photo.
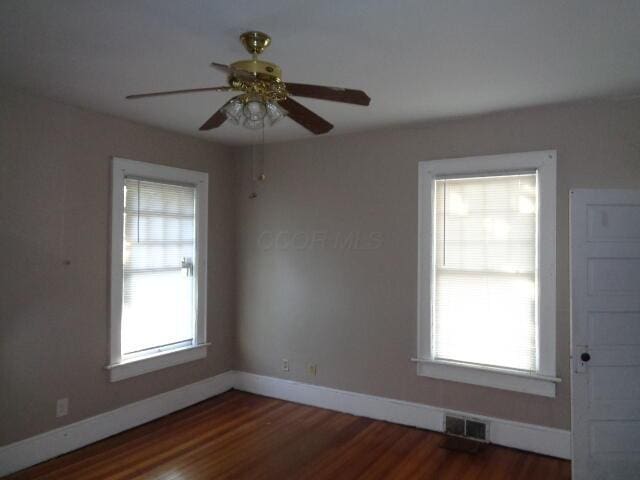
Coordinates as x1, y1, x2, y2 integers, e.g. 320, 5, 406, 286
106, 343, 210, 382
413, 358, 560, 398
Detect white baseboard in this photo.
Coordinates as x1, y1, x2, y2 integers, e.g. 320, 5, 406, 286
0, 370, 235, 476
0, 369, 570, 476
233, 371, 571, 460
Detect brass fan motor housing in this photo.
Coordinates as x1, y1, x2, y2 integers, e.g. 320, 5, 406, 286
230, 59, 282, 81
228, 58, 286, 101
229, 77, 287, 102
230, 32, 286, 101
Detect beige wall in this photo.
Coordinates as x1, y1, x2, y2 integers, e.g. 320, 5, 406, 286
0, 86, 236, 446
2, 85, 639, 445
236, 99, 640, 430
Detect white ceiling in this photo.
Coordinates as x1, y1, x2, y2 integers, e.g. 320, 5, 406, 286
2, 0, 640, 146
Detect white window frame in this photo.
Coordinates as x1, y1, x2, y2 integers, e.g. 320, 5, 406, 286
416, 150, 559, 397
107, 157, 209, 382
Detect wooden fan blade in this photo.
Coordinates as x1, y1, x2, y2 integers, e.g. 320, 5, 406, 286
285, 83, 370, 106
210, 62, 232, 73
199, 108, 227, 131
126, 86, 231, 99
279, 97, 333, 135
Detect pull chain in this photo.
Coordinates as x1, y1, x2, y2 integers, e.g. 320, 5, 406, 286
249, 124, 267, 199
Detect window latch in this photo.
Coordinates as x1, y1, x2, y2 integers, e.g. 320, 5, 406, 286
181, 257, 194, 277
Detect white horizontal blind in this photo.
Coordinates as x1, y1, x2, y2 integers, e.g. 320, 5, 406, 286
432, 173, 538, 372
121, 178, 196, 356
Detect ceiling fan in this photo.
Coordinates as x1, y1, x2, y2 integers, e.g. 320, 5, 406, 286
126, 31, 371, 135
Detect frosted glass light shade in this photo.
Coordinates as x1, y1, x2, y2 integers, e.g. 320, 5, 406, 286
222, 99, 243, 124
223, 97, 287, 130
265, 101, 286, 125
243, 100, 267, 121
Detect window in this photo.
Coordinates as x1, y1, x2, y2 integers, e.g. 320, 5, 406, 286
108, 158, 209, 381
417, 151, 558, 397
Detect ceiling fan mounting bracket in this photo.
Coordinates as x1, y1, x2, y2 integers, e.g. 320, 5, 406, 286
240, 31, 271, 55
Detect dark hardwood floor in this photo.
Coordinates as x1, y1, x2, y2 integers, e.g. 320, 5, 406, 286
6, 390, 571, 479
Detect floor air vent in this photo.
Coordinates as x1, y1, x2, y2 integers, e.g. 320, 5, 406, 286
444, 414, 489, 442
444, 415, 466, 436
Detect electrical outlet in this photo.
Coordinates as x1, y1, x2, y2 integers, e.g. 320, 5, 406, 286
282, 358, 290, 372
307, 363, 318, 376
56, 398, 69, 417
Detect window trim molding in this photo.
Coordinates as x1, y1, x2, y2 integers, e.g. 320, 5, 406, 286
106, 343, 210, 382
417, 150, 557, 397
108, 157, 209, 382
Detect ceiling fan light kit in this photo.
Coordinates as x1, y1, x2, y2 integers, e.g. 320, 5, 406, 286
126, 31, 371, 136
222, 95, 287, 130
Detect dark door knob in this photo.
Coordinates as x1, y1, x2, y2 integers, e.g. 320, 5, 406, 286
580, 352, 591, 362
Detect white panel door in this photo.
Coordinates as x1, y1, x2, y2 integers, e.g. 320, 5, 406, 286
571, 189, 640, 480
